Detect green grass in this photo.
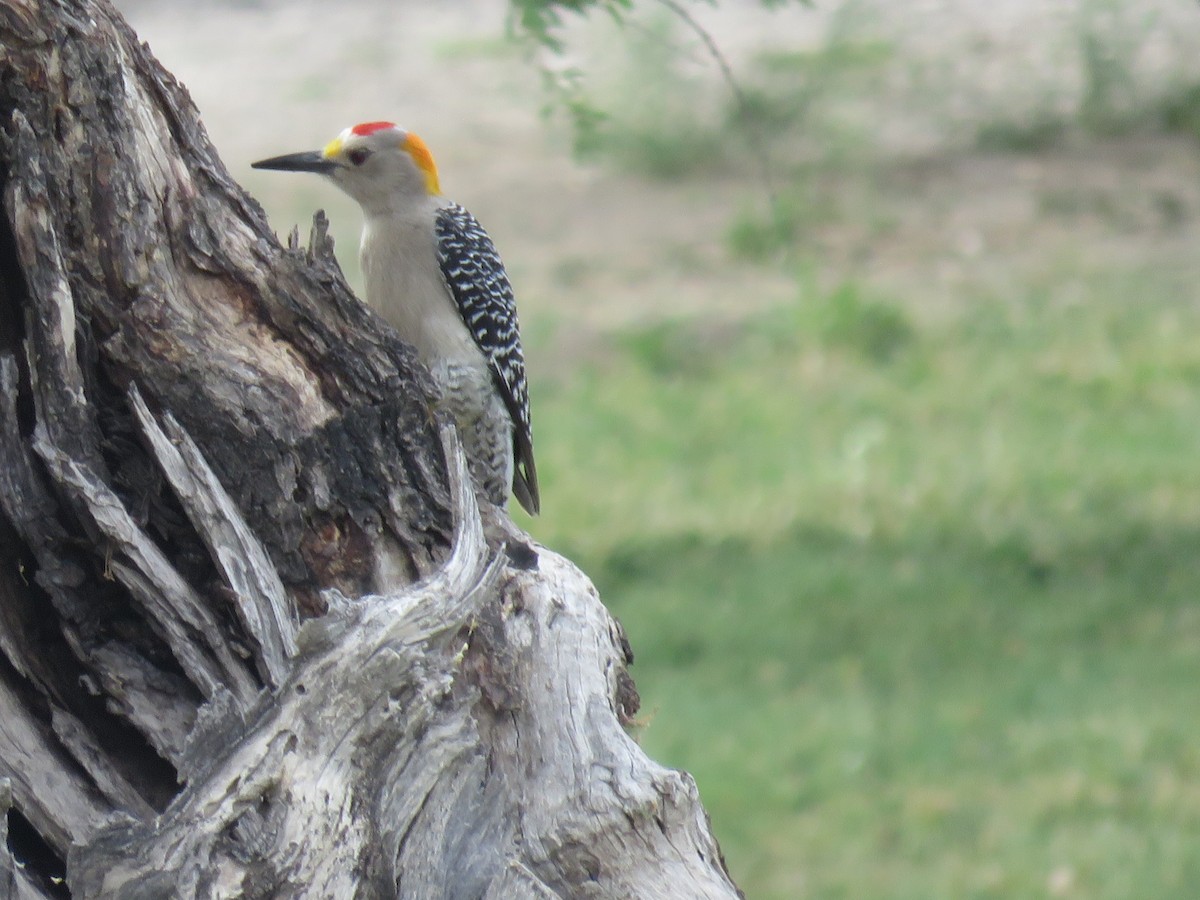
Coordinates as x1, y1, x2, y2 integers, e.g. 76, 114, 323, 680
519, 254, 1200, 897
600, 526, 1200, 897
525, 0, 1198, 891
727, 190, 834, 262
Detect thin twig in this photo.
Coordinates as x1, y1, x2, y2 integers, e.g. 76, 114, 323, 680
654, 0, 780, 205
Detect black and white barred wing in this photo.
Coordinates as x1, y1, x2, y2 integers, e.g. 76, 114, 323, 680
435, 202, 540, 513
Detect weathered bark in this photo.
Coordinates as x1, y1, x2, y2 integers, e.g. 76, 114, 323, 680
0, 1, 741, 897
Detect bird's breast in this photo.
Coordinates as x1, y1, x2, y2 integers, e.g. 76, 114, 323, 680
360, 214, 485, 370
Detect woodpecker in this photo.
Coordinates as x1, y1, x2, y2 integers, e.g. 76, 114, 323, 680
253, 122, 539, 515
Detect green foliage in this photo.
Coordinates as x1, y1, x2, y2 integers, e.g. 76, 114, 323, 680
522, 249, 1200, 897
976, 117, 1068, 153
971, 0, 1200, 152
1077, 0, 1142, 136
727, 194, 811, 261
752, 37, 894, 102
729, 23, 894, 165
514, 1, 838, 179
808, 279, 915, 364
616, 319, 728, 380
568, 14, 729, 177
1159, 83, 1200, 141
508, 0, 634, 52
509, 0, 811, 52
537, 64, 611, 159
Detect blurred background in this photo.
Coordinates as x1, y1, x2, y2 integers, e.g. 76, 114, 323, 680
116, 0, 1200, 895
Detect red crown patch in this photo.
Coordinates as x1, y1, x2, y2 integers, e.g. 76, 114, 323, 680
351, 121, 397, 137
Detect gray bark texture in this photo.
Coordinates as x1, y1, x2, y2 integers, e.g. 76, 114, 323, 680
0, 0, 743, 897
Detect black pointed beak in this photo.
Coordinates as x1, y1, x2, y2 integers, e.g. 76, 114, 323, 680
251, 150, 337, 174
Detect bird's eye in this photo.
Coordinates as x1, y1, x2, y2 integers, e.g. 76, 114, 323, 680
347, 148, 371, 166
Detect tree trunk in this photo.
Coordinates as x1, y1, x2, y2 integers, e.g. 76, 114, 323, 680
0, 1, 742, 897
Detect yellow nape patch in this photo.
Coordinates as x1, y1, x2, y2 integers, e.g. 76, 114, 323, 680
322, 134, 346, 160
403, 133, 441, 196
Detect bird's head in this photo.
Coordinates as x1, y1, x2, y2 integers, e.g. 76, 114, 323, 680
252, 121, 440, 215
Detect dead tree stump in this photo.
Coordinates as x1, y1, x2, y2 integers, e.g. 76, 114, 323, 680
0, 1, 742, 897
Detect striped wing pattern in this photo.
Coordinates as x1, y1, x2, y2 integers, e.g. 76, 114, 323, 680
435, 203, 539, 511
